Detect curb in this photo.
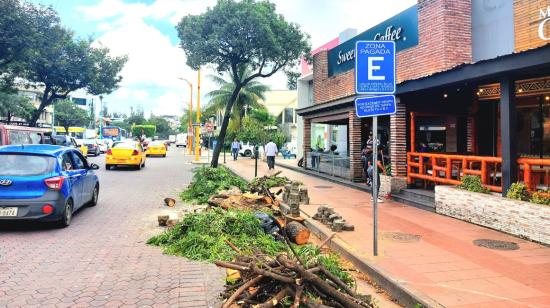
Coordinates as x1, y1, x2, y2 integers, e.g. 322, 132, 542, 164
225, 163, 442, 308
300, 213, 443, 308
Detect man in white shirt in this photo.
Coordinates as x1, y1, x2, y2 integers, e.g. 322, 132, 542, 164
264, 139, 278, 170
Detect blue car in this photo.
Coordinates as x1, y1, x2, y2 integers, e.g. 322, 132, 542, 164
0, 145, 100, 227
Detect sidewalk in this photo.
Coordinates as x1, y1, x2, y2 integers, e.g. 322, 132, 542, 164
225, 157, 550, 308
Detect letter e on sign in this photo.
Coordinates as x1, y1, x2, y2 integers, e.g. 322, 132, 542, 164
368, 57, 385, 80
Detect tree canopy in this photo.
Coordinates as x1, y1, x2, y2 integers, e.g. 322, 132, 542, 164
205, 65, 269, 128
177, 0, 310, 167
53, 100, 90, 134
0, 91, 35, 124
0, 0, 127, 126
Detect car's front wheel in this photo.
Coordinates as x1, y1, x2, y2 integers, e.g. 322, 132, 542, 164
89, 184, 99, 207
244, 149, 252, 157
57, 199, 73, 228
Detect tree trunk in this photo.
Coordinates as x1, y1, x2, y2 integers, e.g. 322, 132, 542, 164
286, 221, 310, 245
211, 85, 242, 167
29, 86, 52, 127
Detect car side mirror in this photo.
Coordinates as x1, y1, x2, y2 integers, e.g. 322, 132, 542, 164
89, 163, 100, 170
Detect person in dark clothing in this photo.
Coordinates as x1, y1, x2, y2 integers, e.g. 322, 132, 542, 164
366, 148, 387, 203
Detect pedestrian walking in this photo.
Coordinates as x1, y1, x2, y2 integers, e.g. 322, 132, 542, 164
367, 147, 387, 203
231, 138, 240, 161
264, 139, 278, 170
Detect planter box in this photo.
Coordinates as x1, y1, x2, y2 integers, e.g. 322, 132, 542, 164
435, 186, 550, 244
380, 175, 407, 197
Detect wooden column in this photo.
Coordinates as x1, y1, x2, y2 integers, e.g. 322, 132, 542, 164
410, 112, 416, 152
500, 76, 518, 196
303, 118, 311, 170
349, 111, 363, 181
390, 97, 407, 177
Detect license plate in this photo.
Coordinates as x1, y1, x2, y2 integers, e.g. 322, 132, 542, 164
0, 207, 18, 217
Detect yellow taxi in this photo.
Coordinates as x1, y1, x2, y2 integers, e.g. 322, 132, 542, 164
146, 141, 167, 157
75, 140, 88, 157
105, 141, 146, 170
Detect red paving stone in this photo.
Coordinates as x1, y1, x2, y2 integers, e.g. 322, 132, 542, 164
0, 151, 224, 307
227, 158, 550, 307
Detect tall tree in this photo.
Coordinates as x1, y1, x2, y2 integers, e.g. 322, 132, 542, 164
205, 65, 269, 129
0, 92, 35, 124
177, 0, 310, 167
53, 100, 90, 134
0, 0, 58, 90
22, 23, 126, 126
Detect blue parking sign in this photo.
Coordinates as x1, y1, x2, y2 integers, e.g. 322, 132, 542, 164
355, 41, 395, 94
355, 95, 396, 118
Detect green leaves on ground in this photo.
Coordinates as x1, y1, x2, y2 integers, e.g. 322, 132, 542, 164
147, 208, 285, 262
180, 166, 247, 204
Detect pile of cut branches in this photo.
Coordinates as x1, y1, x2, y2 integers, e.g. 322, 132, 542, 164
216, 243, 374, 308
249, 171, 290, 195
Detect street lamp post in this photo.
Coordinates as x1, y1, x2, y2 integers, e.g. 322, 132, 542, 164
195, 68, 201, 162
99, 95, 103, 139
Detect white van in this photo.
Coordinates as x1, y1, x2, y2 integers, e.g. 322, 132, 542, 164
175, 133, 187, 147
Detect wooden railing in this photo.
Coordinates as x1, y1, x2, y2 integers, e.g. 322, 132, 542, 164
518, 158, 550, 191
407, 152, 550, 193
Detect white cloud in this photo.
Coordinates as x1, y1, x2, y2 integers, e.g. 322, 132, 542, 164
77, 0, 417, 116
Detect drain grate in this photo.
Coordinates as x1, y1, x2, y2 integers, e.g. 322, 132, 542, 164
382, 232, 421, 243
473, 239, 519, 251
314, 185, 333, 189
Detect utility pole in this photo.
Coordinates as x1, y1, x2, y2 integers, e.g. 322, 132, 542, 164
99, 95, 103, 139
195, 68, 201, 162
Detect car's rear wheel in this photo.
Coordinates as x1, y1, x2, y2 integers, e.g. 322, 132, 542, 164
163, 154, 166, 157
105, 164, 112, 170
89, 184, 99, 207
136, 163, 142, 170
244, 149, 252, 157
57, 199, 73, 228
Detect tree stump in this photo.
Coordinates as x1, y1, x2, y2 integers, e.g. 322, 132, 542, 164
285, 221, 310, 245
157, 215, 169, 226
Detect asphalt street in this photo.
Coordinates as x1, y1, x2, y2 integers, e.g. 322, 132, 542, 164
0, 146, 224, 307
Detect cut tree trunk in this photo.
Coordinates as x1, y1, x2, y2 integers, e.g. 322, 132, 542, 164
286, 221, 310, 245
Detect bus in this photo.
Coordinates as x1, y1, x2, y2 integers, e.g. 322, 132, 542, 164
53, 126, 87, 139
101, 126, 127, 141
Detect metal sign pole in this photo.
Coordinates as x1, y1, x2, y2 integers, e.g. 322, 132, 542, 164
372, 116, 378, 256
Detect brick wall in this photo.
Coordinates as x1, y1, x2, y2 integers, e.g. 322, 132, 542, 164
348, 111, 363, 180
313, 51, 355, 105
313, 0, 473, 104
390, 98, 407, 177
435, 186, 550, 245
514, 0, 550, 52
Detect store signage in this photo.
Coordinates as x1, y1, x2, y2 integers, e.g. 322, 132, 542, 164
355, 95, 396, 118
539, 6, 550, 40
355, 41, 395, 94
328, 5, 418, 76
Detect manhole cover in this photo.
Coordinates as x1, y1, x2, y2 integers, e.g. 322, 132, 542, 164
382, 232, 421, 243
473, 239, 519, 251
314, 185, 333, 189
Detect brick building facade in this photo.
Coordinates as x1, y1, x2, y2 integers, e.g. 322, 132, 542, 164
297, 0, 550, 195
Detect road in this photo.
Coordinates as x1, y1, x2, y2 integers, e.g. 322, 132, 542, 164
0, 147, 224, 308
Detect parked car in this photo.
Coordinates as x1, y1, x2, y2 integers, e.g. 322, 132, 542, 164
0, 145, 100, 227
239, 142, 255, 157
0, 124, 49, 146
105, 141, 146, 170
83, 139, 101, 156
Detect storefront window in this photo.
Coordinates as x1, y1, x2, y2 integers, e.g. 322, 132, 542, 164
310, 123, 348, 155
517, 97, 550, 158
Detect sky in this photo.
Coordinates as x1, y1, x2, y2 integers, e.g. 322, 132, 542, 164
31, 0, 416, 117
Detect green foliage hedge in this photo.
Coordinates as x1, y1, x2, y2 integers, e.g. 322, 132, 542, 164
131, 124, 156, 137
531, 191, 550, 205
506, 182, 530, 201
180, 166, 247, 204
458, 175, 490, 194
